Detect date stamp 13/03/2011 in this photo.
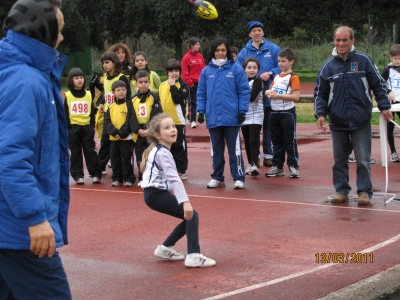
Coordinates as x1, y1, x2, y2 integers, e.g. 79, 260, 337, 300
315, 253, 373, 264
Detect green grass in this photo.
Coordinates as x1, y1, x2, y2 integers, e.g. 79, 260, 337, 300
295, 103, 380, 125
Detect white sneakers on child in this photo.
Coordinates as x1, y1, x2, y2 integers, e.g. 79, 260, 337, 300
185, 253, 216, 268
154, 245, 216, 267
154, 245, 184, 261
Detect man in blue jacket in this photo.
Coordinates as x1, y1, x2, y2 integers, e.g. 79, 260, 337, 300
0, 0, 71, 298
237, 21, 281, 168
315, 26, 392, 205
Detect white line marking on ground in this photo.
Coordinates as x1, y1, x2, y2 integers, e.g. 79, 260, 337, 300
71, 188, 400, 214
201, 233, 400, 300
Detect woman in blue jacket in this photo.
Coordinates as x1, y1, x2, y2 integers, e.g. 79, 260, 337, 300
197, 38, 250, 189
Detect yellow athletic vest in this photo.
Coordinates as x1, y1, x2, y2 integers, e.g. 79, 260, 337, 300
96, 73, 125, 139
103, 73, 125, 108
108, 102, 131, 141
158, 81, 186, 125
131, 94, 154, 142
66, 91, 92, 126
130, 71, 159, 95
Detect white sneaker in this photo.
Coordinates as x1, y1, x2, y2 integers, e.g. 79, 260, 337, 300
191, 121, 198, 128
137, 181, 143, 187
185, 253, 216, 268
391, 152, 400, 162
179, 172, 188, 180
234, 180, 244, 189
289, 166, 300, 178
207, 179, 225, 188
154, 245, 184, 261
250, 163, 259, 176
185, 119, 190, 125
245, 164, 252, 175
102, 170, 107, 175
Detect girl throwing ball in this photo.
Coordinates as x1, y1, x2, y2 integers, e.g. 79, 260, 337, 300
140, 113, 216, 268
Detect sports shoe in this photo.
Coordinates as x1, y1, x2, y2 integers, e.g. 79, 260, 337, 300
179, 172, 188, 180
358, 192, 371, 205
348, 156, 376, 164
137, 181, 143, 187
111, 181, 121, 187
185, 253, 216, 268
185, 119, 190, 125
245, 164, 252, 175
265, 166, 285, 177
263, 158, 273, 167
207, 179, 225, 188
391, 152, 400, 162
154, 245, 184, 261
75, 178, 84, 185
124, 182, 133, 187
331, 193, 349, 203
92, 177, 101, 184
348, 156, 356, 163
191, 121, 198, 128
289, 166, 299, 178
250, 163, 259, 176
234, 180, 244, 189
102, 170, 107, 175
107, 163, 112, 168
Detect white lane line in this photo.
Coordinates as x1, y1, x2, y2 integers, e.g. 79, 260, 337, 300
71, 188, 400, 214
202, 233, 400, 300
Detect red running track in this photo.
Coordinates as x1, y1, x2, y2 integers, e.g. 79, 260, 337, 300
60, 123, 400, 299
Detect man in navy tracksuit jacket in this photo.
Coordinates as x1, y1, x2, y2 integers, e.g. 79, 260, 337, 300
315, 26, 392, 205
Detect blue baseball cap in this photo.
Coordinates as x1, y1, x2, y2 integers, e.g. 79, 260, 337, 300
248, 21, 264, 33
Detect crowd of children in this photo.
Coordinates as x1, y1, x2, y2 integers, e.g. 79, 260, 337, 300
66, 41, 304, 187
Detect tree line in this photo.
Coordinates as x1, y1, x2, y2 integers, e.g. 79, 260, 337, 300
0, 0, 398, 60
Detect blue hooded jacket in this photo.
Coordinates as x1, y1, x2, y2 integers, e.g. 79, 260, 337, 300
236, 38, 281, 106
0, 31, 70, 249
197, 60, 250, 129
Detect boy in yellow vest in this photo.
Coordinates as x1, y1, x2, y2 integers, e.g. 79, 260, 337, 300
130, 70, 163, 185
104, 80, 136, 186
158, 59, 189, 179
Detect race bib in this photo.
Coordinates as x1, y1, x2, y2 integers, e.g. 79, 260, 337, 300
138, 103, 148, 117
70, 101, 89, 114
105, 92, 114, 105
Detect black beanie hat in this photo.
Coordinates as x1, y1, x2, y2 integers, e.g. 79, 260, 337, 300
4, 0, 59, 47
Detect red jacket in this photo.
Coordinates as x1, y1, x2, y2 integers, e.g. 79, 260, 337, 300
181, 50, 205, 87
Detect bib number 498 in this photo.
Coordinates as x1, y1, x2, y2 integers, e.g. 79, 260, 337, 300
71, 101, 89, 114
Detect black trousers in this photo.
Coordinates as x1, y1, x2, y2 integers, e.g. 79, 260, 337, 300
98, 129, 111, 171
68, 125, 102, 180
134, 135, 148, 181
270, 107, 299, 169
388, 111, 400, 154
144, 188, 200, 254
110, 140, 135, 183
188, 85, 197, 122
241, 124, 262, 165
170, 125, 188, 174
